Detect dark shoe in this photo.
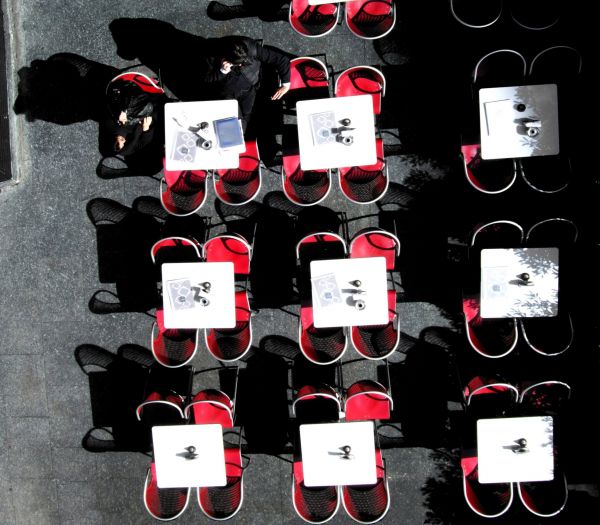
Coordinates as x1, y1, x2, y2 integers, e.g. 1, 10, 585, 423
207, 1, 251, 20
96, 156, 130, 179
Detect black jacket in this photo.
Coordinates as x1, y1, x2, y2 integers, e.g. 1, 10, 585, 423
201, 36, 291, 99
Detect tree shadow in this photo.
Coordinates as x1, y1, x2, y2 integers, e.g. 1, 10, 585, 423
235, 347, 291, 454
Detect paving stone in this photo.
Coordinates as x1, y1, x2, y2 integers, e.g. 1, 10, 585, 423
5, 417, 51, 448
51, 447, 98, 482
0, 356, 48, 417
10, 479, 60, 525
0, 476, 16, 524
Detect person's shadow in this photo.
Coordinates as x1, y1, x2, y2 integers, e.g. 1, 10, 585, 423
13, 52, 119, 125
109, 18, 208, 101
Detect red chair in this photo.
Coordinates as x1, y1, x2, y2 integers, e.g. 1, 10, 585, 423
463, 376, 519, 419
519, 380, 571, 416
151, 309, 199, 368
350, 290, 399, 360
299, 306, 348, 365
517, 155, 571, 194
198, 446, 244, 520
463, 220, 522, 357
339, 138, 388, 203
463, 297, 518, 358
334, 66, 386, 115
185, 389, 234, 428
143, 461, 190, 521
150, 236, 202, 266
283, 153, 332, 206
344, 380, 392, 421
349, 227, 400, 271
461, 144, 517, 194
287, 56, 331, 107
450, 0, 503, 29
292, 460, 340, 523
214, 140, 262, 205
520, 313, 574, 357
205, 290, 252, 362
135, 391, 186, 441
292, 384, 341, 424
470, 219, 524, 250
345, 1, 396, 40
296, 232, 347, 289
529, 45, 582, 80
160, 159, 209, 216
289, 0, 340, 38
518, 469, 568, 517
508, 0, 560, 31
107, 71, 164, 95
461, 454, 513, 518
341, 449, 390, 523
473, 49, 527, 87
202, 233, 252, 280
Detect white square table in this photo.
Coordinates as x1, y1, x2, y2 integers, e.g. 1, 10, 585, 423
480, 248, 559, 318
477, 416, 554, 483
300, 421, 377, 487
164, 100, 244, 171
479, 84, 559, 159
152, 424, 227, 488
310, 257, 388, 328
161, 262, 236, 329
296, 95, 377, 170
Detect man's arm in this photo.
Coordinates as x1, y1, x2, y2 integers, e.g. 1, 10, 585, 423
256, 44, 291, 84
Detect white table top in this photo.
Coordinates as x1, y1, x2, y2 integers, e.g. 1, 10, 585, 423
310, 257, 388, 328
477, 416, 554, 484
164, 100, 243, 171
480, 248, 559, 318
161, 262, 236, 329
300, 421, 377, 487
297, 95, 377, 170
152, 425, 226, 488
479, 84, 559, 159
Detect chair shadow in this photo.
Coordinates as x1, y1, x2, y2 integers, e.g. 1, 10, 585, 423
13, 52, 118, 124
86, 197, 162, 313
76, 344, 151, 452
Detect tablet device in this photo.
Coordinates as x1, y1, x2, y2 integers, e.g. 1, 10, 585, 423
213, 117, 245, 150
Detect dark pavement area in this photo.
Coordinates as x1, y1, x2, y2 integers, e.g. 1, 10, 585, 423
1, 1, 599, 524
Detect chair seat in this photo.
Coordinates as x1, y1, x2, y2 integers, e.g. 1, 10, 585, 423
509, 0, 560, 30
293, 461, 339, 523
198, 448, 243, 520
346, 0, 396, 39
290, 1, 339, 38
283, 154, 331, 205
144, 462, 190, 521
461, 455, 513, 518
450, 0, 503, 28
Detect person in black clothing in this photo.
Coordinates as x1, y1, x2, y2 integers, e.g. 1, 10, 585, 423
100, 77, 169, 175
201, 35, 291, 130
